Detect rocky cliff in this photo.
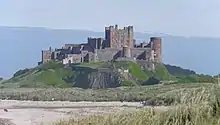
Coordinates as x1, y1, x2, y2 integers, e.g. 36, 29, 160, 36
88, 70, 122, 89
71, 67, 122, 89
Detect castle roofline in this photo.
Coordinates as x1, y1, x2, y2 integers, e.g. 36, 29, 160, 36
105, 25, 133, 30
150, 37, 162, 40
87, 37, 104, 40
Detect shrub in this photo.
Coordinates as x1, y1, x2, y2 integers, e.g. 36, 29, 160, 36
177, 74, 216, 83
142, 77, 160, 86
13, 68, 30, 77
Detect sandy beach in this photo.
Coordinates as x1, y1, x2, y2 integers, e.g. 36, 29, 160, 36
0, 100, 168, 125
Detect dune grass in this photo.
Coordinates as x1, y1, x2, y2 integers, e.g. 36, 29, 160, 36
0, 83, 219, 125
0, 83, 211, 102
55, 84, 220, 125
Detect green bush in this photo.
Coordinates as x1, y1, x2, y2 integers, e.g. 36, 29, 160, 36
38, 61, 64, 71
142, 76, 160, 85
13, 68, 30, 77
177, 74, 216, 83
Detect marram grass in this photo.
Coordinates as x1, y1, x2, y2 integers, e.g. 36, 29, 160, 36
55, 85, 220, 125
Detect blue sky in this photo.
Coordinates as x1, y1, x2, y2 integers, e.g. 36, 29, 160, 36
0, 0, 220, 78
0, 0, 220, 37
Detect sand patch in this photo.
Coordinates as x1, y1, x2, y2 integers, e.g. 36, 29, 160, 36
0, 100, 168, 125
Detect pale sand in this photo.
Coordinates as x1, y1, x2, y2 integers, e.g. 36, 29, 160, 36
0, 100, 168, 125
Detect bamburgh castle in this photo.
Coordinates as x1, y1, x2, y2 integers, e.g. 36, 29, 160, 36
39, 25, 162, 70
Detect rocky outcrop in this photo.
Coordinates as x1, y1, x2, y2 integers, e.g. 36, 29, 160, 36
88, 70, 122, 89
73, 68, 122, 89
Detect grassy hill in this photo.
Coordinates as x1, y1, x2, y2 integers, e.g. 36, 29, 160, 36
2, 62, 73, 88
2, 61, 170, 88
1, 61, 216, 88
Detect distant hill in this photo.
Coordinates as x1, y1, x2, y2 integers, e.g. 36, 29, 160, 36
164, 64, 196, 77
0, 26, 220, 78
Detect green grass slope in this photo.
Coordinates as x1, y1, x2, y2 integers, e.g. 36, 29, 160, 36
2, 61, 73, 88
153, 64, 170, 80
74, 61, 152, 82
3, 61, 192, 88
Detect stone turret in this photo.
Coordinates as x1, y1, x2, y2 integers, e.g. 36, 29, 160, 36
150, 37, 162, 63
122, 46, 131, 58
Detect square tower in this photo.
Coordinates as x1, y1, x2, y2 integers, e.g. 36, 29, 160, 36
87, 37, 104, 50
105, 25, 134, 48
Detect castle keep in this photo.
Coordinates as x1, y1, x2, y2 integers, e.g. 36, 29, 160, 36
39, 25, 162, 70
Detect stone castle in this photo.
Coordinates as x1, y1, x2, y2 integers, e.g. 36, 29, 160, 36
39, 25, 162, 70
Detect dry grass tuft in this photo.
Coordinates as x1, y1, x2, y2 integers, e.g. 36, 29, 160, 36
55, 85, 220, 125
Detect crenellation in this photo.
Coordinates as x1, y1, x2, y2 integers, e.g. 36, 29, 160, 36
39, 25, 162, 71
88, 37, 104, 50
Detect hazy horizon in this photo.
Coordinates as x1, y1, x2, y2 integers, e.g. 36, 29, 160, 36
1, 25, 220, 39
1, 0, 220, 37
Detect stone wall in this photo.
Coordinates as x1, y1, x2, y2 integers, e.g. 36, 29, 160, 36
131, 48, 151, 60
62, 54, 82, 64
42, 50, 53, 63
87, 37, 104, 49
116, 57, 136, 62
96, 48, 121, 61
94, 47, 154, 64
136, 60, 155, 71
